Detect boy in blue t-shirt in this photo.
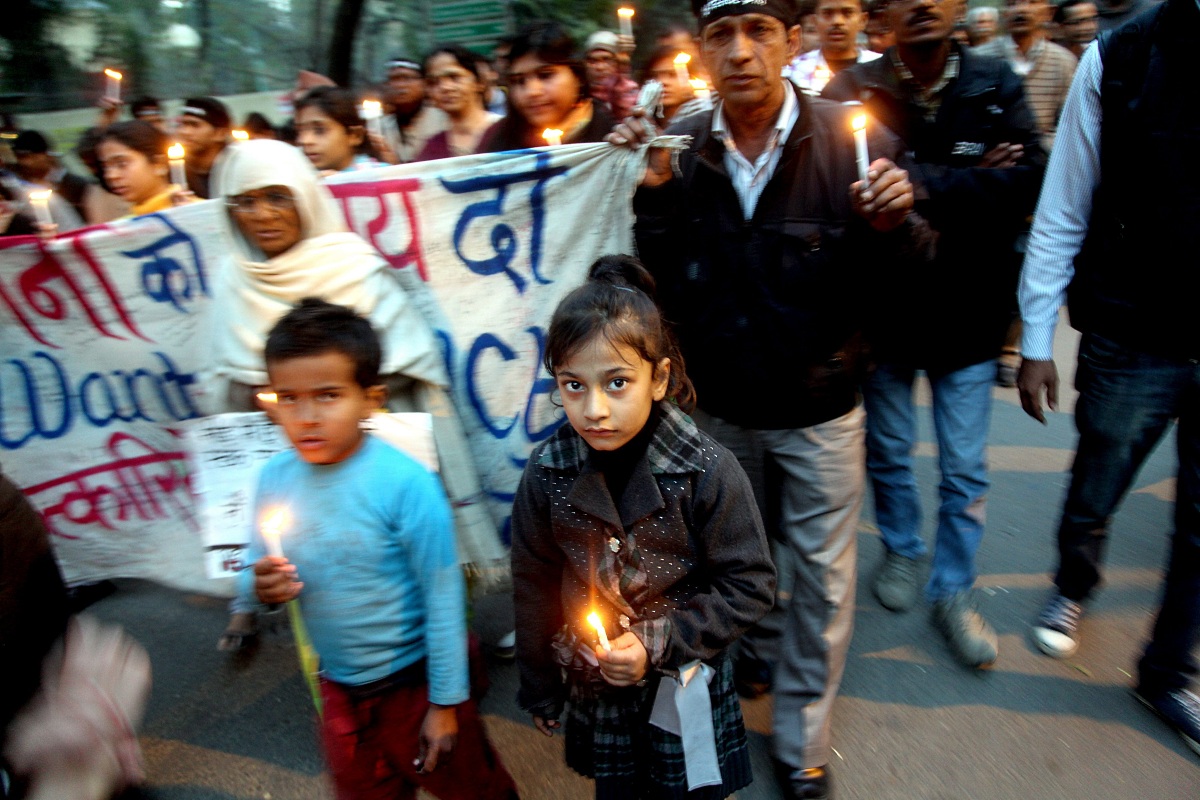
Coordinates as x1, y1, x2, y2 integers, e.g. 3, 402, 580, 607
248, 298, 516, 799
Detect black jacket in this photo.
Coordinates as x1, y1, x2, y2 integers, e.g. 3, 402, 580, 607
634, 84, 933, 430
825, 45, 1046, 371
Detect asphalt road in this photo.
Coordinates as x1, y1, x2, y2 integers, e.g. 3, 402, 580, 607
87, 320, 1200, 799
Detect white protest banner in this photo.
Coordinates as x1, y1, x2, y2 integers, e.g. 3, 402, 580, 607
186, 411, 437, 579
0, 141, 664, 593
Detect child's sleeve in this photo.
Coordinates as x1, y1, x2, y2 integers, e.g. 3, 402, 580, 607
399, 466, 469, 707
658, 452, 777, 669
510, 458, 566, 716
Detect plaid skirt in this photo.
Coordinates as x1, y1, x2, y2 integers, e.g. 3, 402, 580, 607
563, 655, 752, 800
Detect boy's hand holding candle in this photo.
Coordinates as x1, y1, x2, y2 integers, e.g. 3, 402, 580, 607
253, 507, 302, 603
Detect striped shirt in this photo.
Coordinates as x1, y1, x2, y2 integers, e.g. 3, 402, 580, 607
711, 82, 800, 219
1018, 43, 1102, 360
975, 36, 1078, 151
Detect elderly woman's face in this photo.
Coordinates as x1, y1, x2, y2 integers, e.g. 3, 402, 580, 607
227, 184, 302, 258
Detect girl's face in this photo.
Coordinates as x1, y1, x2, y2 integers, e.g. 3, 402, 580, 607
295, 105, 363, 172
427, 53, 485, 116
97, 140, 168, 205
508, 54, 582, 130
555, 337, 669, 452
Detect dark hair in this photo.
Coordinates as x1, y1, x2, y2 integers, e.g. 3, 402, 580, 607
544, 255, 696, 413
1053, 0, 1092, 24
641, 45, 691, 84
129, 96, 161, 118
243, 112, 276, 138
486, 21, 588, 151
867, 0, 891, 17
424, 43, 483, 81
293, 86, 374, 157
265, 298, 382, 388
97, 120, 168, 163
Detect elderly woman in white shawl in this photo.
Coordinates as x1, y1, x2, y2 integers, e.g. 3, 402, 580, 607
212, 140, 505, 651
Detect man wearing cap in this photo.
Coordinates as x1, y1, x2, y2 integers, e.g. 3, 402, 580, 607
585, 31, 639, 119
177, 97, 232, 199
378, 57, 448, 164
618, 0, 928, 795
824, 0, 1043, 670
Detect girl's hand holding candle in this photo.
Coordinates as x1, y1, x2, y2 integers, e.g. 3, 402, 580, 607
595, 631, 649, 687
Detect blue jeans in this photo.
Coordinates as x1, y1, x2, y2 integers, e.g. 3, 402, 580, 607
864, 360, 996, 602
1055, 332, 1200, 694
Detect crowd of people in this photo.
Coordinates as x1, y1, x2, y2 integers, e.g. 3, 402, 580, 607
1, 0, 1197, 797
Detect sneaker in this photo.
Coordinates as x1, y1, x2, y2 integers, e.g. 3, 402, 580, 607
873, 551, 921, 612
1133, 686, 1200, 757
773, 759, 832, 800
932, 591, 998, 668
1032, 592, 1083, 659
492, 630, 516, 662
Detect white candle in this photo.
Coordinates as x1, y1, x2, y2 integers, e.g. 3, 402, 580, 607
542, 128, 563, 147
29, 189, 53, 229
167, 143, 187, 188
261, 507, 290, 559
104, 69, 123, 104
587, 612, 612, 652
673, 53, 691, 87
814, 65, 831, 90
689, 78, 711, 103
617, 7, 635, 41
360, 100, 384, 141
852, 113, 870, 187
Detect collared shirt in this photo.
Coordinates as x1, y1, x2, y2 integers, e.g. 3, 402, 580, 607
784, 47, 883, 95
892, 49, 961, 123
1018, 43, 1102, 360
711, 81, 800, 219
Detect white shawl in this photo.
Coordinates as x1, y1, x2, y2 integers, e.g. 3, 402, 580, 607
212, 139, 447, 389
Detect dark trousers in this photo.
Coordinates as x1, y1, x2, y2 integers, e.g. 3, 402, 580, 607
320, 677, 517, 800
1055, 331, 1200, 693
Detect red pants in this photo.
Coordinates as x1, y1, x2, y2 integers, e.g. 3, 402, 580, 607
320, 678, 518, 800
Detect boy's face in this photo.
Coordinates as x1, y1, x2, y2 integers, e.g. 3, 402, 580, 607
267, 351, 385, 465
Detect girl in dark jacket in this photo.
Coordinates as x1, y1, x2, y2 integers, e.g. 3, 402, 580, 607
511, 255, 776, 799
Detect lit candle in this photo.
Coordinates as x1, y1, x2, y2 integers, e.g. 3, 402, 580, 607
587, 612, 612, 652
814, 65, 831, 90
689, 78, 711, 103
542, 128, 563, 147
261, 507, 290, 560
231, 129, 249, 142
617, 7, 635, 41
360, 99, 384, 141
104, 69, 123, 104
28, 189, 54, 229
167, 143, 187, 188
256, 391, 277, 405
852, 113, 870, 188
673, 53, 691, 87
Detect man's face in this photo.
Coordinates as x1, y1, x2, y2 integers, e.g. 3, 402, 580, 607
14, 150, 52, 182
889, 0, 962, 47
866, 12, 897, 50
969, 12, 996, 40
817, 0, 867, 56
585, 48, 618, 88
176, 115, 227, 155
701, 13, 799, 111
1004, 0, 1047, 36
1061, 2, 1099, 45
386, 66, 425, 109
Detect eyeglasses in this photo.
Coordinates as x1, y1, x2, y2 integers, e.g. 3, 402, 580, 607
226, 190, 296, 215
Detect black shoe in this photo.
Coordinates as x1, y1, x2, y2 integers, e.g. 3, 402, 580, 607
733, 655, 772, 699
773, 759, 832, 800
1133, 686, 1200, 757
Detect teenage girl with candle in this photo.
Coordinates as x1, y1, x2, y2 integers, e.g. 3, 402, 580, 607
511, 255, 776, 799
293, 86, 382, 175
96, 121, 194, 217
481, 21, 616, 152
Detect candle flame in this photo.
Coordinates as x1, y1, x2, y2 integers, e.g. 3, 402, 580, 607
587, 612, 602, 629
542, 128, 563, 144
256, 391, 277, 404
231, 129, 249, 141
29, 189, 53, 202
167, 143, 185, 159
618, 7, 635, 18
362, 99, 381, 110
104, 69, 123, 80
262, 507, 290, 536
690, 78, 708, 90
674, 52, 691, 65
852, 113, 867, 132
